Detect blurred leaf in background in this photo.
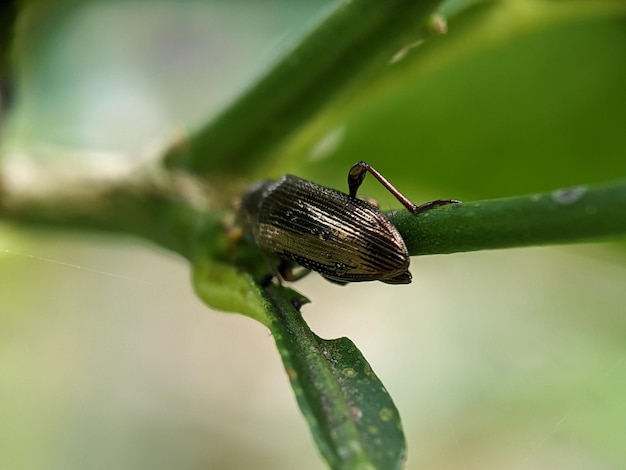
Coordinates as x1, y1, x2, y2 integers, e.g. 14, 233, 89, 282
274, 1, 626, 202
1, 1, 625, 469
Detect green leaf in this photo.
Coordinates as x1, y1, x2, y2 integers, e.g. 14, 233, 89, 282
269, 0, 626, 201
263, 283, 405, 470
192, 258, 269, 326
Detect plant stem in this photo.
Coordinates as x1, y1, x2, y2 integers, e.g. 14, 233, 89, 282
0, 165, 217, 260
391, 179, 626, 256
164, 0, 443, 175
3, 165, 624, 260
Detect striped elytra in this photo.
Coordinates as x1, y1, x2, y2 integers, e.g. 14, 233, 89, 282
240, 175, 412, 284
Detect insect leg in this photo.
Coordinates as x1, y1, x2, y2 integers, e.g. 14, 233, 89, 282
412, 198, 461, 215
279, 260, 311, 282
347, 161, 369, 199
349, 160, 417, 211
259, 250, 282, 285
348, 161, 461, 214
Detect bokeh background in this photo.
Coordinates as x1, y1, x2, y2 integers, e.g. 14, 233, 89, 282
1, 1, 625, 469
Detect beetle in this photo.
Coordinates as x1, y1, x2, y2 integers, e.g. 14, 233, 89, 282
239, 161, 459, 285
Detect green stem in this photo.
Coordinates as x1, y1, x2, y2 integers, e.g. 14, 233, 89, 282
164, 0, 443, 175
391, 179, 626, 256
0, 168, 217, 260
3, 172, 624, 261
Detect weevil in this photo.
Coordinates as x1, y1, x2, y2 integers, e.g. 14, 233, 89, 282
239, 161, 459, 285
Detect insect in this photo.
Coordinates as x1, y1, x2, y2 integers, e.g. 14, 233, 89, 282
239, 161, 459, 285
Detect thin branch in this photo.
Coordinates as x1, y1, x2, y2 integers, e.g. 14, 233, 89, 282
3, 154, 625, 262
0, 161, 219, 259
391, 179, 626, 256
164, 0, 444, 175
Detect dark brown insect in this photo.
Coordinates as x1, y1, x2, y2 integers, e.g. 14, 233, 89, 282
239, 161, 459, 285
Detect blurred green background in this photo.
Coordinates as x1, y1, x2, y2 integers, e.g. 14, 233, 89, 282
1, 1, 625, 469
